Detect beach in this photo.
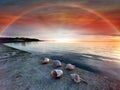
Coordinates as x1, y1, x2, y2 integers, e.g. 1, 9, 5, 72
0, 44, 120, 90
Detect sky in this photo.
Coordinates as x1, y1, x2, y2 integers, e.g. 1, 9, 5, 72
0, 0, 120, 40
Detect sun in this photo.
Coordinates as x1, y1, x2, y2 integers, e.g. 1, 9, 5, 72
53, 38, 74, 43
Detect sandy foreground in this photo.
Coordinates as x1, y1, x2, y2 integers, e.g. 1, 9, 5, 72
0, 44, 120, 90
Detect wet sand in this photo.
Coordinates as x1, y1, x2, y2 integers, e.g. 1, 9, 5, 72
0, 44, 120, 90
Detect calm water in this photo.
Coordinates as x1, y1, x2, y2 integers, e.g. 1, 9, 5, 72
4, 41, 120, 80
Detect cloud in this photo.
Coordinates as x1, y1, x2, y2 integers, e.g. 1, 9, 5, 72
0, 0, 120, 37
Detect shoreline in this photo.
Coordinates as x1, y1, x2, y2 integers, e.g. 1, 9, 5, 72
0, 44, 120, 90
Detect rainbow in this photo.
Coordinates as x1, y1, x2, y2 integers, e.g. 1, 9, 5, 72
0, 3, 119, 35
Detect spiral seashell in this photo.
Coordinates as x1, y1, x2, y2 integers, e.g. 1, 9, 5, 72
41, 58, 50, 64
51, 69, 63, 79
53, 60, 62, 67
70, 73, 81, 83
65, 64, 75, 71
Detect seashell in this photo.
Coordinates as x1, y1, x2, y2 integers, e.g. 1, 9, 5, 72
65, 64, 75, 71
53, 60, 62, 67
41, 58, 50, 64
51, 69, 63, 79
70, 73, 81, 83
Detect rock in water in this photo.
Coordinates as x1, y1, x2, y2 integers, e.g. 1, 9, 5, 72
41, 58, 50, 64
70, 73, 81, 83
65, 64, 75, 71
51, 69, 63, 79
53, 60, 62, 67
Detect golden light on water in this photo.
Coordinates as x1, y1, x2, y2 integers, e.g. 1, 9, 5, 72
53, 38, 75, 43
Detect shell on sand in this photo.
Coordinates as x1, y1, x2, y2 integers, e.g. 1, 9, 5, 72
41, 58, 50, 64
51, 69, 63, 79
65, 64, 75, 71
53, 60, 62, 67
70, 73, 81, 83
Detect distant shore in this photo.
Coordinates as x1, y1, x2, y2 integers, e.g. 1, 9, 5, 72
0, 37, 42, 43
0, 44, 120, 90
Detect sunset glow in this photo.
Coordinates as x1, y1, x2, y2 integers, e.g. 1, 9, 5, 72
53, 38, 75, 43
0, 2, 120, 38
0, 0, 120, 88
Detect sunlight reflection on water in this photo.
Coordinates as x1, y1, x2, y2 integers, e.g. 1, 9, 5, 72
4, 41, 120, 60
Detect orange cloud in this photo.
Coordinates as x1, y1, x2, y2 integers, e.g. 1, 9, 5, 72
0, 7, 119, 36
103, 10, 120, 31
